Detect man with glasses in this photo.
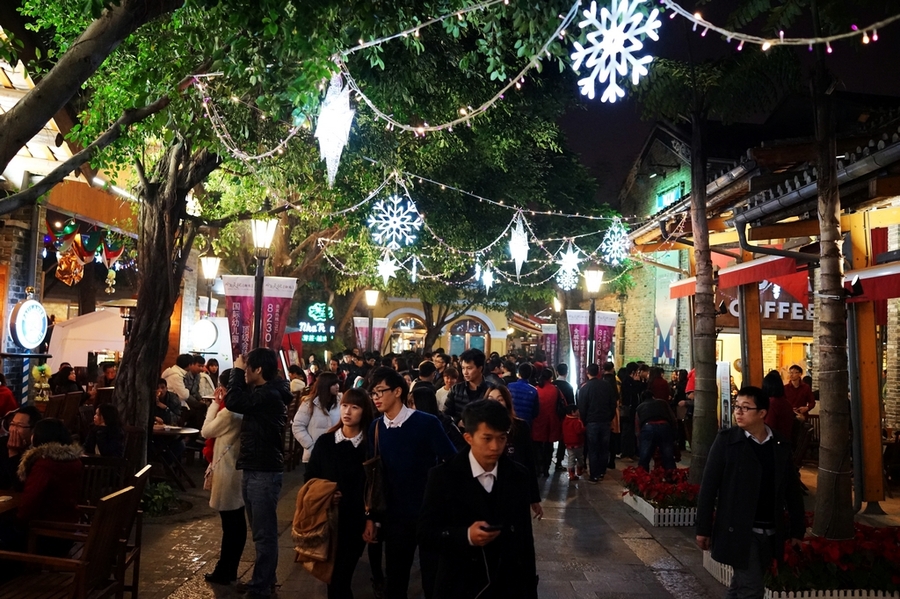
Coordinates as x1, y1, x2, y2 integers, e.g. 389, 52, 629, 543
0, 406, 42, 490
696, 386, 805, 599
363, 367, 456, 599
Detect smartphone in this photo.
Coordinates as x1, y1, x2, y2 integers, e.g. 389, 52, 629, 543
480, 524, 502, 532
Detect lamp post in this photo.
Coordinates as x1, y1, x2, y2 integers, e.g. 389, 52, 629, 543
584, 268, 604, 370
250, 213, 279, 349
364, 289, 380, 353
199, 253, 221, 318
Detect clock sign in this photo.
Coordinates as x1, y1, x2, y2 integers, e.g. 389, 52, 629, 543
10, 298, 48, 350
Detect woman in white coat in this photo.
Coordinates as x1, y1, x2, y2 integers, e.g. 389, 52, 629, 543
292, 371, 341, 463
201, 369, 246, 585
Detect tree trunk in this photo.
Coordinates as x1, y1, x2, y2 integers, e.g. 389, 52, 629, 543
0, 0, 184, 173
421, 301, 441, 353
811, 43, 854, 540
556, 290, 571, 371
336, 289, 363, 349
113, 143, 219, 462
688, 110, 717, 485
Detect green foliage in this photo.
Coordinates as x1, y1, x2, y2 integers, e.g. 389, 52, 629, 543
142, 481, 178, 516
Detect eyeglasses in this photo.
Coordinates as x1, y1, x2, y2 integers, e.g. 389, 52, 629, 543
733, 405, 760, 414
370, 387, 393, 398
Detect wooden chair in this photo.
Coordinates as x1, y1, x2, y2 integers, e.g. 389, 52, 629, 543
80, 456, 129, 507
95, 387, 115, 406
0, 486, 134, 599
44, 394, 66, 419
60, 393, 83, 433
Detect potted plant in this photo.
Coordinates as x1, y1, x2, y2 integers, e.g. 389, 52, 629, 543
621, 466, 699, 526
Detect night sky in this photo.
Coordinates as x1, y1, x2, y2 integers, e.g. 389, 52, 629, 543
558, 2, 900, 211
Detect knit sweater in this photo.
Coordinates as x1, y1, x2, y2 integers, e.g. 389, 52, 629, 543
368, 411, 456, 523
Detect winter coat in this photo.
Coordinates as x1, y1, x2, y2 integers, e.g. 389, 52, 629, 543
292, 398, 341, 462
198, 373, 216, 398
292, 478, 339, 584
161, 365, 190, 402
17, 442, 83, 524
696, 426, 805, 569
577, 377, 618, 425
530, 383, 562, 443
83, 426, 126, 458
562, 414, 585, 448
201, 401, 244, 511
225, 371, 291, 472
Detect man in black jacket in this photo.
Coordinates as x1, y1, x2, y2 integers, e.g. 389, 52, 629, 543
419, 400, 537, 599
576, 363, 617, 483
226, 348, 291, 599
696, 386, 805, 599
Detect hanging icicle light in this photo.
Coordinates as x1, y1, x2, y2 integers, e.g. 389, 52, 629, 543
508, 212, 530, 280
315, 72, 356, 187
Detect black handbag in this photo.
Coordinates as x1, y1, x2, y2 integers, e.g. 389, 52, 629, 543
363, 424, 388, 515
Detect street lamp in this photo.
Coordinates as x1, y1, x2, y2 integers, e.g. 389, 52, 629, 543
584, 268, 604, 370
250, 211, 279, 349
199, 253, 221, 318
364, 289, 380, 353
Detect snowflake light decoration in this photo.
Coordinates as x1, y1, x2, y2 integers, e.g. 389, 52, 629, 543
556, 242, 582, 291
508, 212, 530, 280
376, 252, 400, 285
599, 218, 632, 266
367, 194, 424, 250
571, 0, 661, 103
315, 73, 355, 187
482, 267, 494, 294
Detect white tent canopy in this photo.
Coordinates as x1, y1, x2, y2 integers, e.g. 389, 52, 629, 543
47, 309, 125, 371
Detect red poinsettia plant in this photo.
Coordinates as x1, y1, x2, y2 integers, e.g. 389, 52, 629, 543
767, 517, 900, 593
621, 466, 699, 509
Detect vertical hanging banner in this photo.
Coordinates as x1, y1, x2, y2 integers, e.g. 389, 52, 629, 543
260, 277, 298, 351
541, 324, 559, 365
372, 317, 389, 352
717, 361, 733, 429
353, 317, 369, 350
594, 311, 619, 364
566, 310, 590, 375
223, 275, 255, 360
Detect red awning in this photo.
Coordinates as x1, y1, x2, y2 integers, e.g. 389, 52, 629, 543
669, 277, 696, 299
717, 255, 797, 289
845, 263, 900, 302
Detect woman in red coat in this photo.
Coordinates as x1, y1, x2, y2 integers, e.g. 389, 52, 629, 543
5, 418, 83, 555
531, 368, 563, 477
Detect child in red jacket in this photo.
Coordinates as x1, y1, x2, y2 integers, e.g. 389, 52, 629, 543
561, 404, 585, 481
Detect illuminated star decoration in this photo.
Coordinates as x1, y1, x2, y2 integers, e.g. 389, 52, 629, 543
571, 0, 661, 103
508, 212, 530, 280
367, 194, 424, 250
482, 267, 494, 293
315, 72, 356, 187
376, 251, 400, 285
599, 218, 632, 266
556, 242, 582, 291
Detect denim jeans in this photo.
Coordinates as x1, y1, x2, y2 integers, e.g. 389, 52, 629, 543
242, 471, 283, 596
638, 423, 676, 471
585, 422, 611, 479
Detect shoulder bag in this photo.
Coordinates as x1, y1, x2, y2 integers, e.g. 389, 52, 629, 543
362, 423, 388, 515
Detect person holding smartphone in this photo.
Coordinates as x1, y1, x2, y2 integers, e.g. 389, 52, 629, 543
418, 400, 538, 599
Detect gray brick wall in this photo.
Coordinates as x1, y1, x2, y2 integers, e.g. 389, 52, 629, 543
886, 225, 900, 427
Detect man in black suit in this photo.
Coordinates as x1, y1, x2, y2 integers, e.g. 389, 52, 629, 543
419, 400, 538, 599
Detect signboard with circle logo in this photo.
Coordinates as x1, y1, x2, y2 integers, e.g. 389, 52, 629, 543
10, 298, 48, 350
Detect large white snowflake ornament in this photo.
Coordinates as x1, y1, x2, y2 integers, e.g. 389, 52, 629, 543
599, 218, 632, 266
367, 194, 424, 250
508, 212, 530, 280
315, 73, 355, 187
556, 242, 582, 291
571, 0, 661, 103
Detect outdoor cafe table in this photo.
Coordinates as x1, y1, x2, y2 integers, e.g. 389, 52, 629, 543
0, 491, 20, 516
150, 426, 200, 491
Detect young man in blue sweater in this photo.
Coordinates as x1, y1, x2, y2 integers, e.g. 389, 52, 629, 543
363, 367, 457, 599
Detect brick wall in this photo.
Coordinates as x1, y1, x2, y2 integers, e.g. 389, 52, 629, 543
885, 225, 900, 427
1, 205, 43, 401
762, 336, 778, 374
621, 140, 690, 220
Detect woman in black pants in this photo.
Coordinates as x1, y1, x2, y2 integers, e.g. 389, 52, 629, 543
305, 387, 375, 599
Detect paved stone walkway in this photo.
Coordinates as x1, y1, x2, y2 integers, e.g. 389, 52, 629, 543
138, 456, 729, 599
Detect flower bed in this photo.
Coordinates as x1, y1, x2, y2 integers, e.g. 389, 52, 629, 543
703, 521, 900, 598
621, 467, 698, 527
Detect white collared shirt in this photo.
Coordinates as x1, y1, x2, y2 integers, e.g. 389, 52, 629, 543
335, 428, 363, 447
468, 450, 498, 493
384, 404, 413, 428
744, 425, 774, 445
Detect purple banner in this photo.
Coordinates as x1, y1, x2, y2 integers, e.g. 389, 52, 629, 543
541, 324, 558, 365
259, 277, 297, 351
354, 317, 388, 351
567, 310, 618, 373
224, 276, 297, 357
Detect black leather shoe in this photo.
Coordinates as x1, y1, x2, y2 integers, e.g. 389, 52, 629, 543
204, 572, 235, 585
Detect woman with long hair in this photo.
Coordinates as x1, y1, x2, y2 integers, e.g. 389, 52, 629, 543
206, 358, 220, 388
83, 403, 125, 457
50, 366, 82, 395
530, 368, 563, 477
292, 371, 341, 463
305, 388, 375, 599
763, 370, 795, 442
202, 369, 247, 586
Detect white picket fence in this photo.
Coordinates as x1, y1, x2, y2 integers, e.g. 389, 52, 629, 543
703, 550, 900, 599
621, 492, 696, 527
